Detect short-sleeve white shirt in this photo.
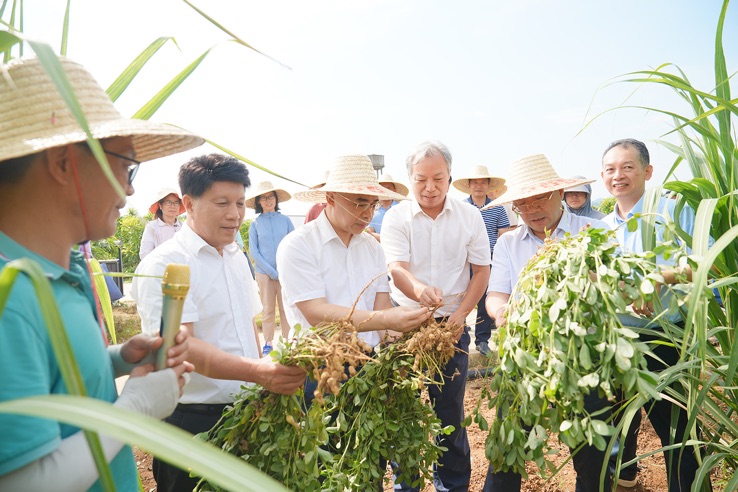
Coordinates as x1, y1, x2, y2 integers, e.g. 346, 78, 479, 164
131, 223, 262, 404
381, 197, 491, 317
276, 212, 389, 347
489, 210, 608, 295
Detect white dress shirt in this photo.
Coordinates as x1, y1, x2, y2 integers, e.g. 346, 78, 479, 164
276, 212, 389, 347
131, 223, 262, 404
489, 210, 607, 295
381, 197, 491, 317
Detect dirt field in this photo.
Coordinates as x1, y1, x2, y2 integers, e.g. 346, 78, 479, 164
132, 377, 696, 492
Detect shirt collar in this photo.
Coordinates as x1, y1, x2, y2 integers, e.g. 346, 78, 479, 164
411, 196, 452, 218
179, 222, 239, 257
0, 232, 84, 281
611, 194, 645, 224
155, 217, 181, 227
466, 196, 491, 209
315, 210, 345, 246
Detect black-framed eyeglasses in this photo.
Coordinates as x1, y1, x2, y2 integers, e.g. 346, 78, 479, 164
511, 191, 555, 214
337, 193, 380, 213
103, 149, 141, 185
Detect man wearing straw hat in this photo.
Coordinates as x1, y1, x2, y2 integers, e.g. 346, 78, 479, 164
452, 165, 510, 356
277, 155, 432, 350
366, 173, 409, 241
0, 57, 197, 490
481, 154, 608, 492
381, 140, 491, 492
133, 154, 307, 492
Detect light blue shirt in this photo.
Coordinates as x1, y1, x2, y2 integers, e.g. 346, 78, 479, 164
249, 211, 295, 279
0, 233, 137, 490
489, 210, 607, 295
368, 201, 398, 234
603, 194, 696, 327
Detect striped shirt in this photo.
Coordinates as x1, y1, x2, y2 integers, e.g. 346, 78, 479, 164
466, 196, 510, 257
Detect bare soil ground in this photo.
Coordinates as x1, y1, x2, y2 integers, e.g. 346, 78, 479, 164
132, 378, 695, 492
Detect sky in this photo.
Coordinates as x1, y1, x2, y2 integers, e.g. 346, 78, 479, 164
12, 0, 737, 219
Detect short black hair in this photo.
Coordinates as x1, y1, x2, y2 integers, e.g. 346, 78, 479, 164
0, 153, 40, 184
602, 138, 650, 168
254, 191, 280, 214
179, 153, 250, 197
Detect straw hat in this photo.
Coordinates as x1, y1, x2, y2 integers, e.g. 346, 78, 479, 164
484, 154, 594, 208
0, 57, 203, 163
149, 187, 185, 215
452, 165, 506, 194
245, 181, 292, 209
294, 155, 408, 203
377, 173, 409, 197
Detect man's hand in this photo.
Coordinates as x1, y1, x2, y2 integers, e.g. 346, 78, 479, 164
416, 285, 443, 308
494, 306, 507, 328
120, 327, 189, 369
382, 306, 432, 333
252, 358, 306, 395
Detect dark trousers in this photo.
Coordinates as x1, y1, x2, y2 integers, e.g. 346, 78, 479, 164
482, 391, 614, 492
396, 327, 471, 492
618, 338, 709, 492
153, 403, 228, 492
474, 289, 496, 345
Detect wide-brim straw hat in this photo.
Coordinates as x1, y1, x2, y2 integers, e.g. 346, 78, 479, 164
377, 173, 409, 197
309, 170, 330, 189
294, 155, 408, 203
149, 187, 185, 215
245, 180, 292, 209
0, 57, 204, 163
452, 165, 506, 194
564, 177, 592, 194
483, 154, 594, 208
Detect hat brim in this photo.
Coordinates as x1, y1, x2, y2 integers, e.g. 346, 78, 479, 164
483, 177, 595, 209
245, 188, 292, 209
149, 191, 185, 215
452, 176, 506, 195
294, 183, 408, 203
378, 180, 409, 197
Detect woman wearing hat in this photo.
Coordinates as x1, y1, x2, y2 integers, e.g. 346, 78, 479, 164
139, 188, 186, 259
563, 177, 605, 220
366, 173, 409, 241
247, 181, 295, 356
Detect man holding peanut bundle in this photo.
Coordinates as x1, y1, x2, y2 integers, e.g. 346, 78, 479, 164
381, 140, 491, 492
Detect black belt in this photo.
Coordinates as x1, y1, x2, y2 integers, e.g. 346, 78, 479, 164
175, 403, 229, 414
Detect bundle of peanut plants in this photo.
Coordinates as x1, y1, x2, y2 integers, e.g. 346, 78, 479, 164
198, 315, 458, 491
473, 225, 692, 478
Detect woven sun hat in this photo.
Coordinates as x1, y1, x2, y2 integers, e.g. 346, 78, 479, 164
0, 57, 203, 163
483, 154, 594, 208
452, 165, 506, 194
564, 177, 592, 194
245, 180, 292, 209
377, 173, 409, 197
149, 187, 185, 215
294, 155, 408, 203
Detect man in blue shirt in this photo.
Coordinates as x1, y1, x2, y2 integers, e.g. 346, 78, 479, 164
0, 57, 197, 491
367, 173, 409, 241
452, 165, 510, 355
601, 138, 707, 491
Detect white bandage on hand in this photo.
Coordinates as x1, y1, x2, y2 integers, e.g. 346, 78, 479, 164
114, 369, 179, 420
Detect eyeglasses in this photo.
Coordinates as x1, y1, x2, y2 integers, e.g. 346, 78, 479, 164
162, 200, 181, 207
511, 191, 555, 214
337, 193, 379, 213
103, 149, 141, 185
259, 195, 276, 201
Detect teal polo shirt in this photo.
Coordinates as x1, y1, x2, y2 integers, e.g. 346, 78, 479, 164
0, 233, 137, 491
